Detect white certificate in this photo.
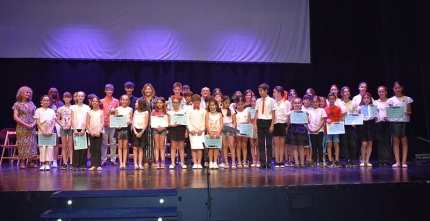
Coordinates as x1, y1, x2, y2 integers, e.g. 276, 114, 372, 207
237, 123, 253, 137
326, 122, 345, 134
386, 106, 405, 119
204, 135, 222, 148
151, 115, 168, 128
38, 133, 56, 146
246, 107, 256, 118
189, 132, 205, 149
73, 134, 88, 150
344, 114, 363, 125
171, 113, 187, 125
361, 105, 378, 117
291, 111, 308, 124
110, 115, 127, 128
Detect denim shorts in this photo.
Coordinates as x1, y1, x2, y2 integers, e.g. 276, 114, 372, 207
60, 128, 73, 136
152, 129, 167, 136
222, 123, 235, 136
325, 134, 339, 143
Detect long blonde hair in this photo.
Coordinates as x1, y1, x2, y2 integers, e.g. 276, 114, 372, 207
16, 86, 33, 102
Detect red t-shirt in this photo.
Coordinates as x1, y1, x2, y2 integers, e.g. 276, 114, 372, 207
324, 105, 341, 123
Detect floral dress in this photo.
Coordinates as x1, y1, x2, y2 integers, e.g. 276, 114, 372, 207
12, 102, 38, 158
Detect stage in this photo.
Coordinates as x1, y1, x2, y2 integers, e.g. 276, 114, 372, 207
1, 161, 430, 220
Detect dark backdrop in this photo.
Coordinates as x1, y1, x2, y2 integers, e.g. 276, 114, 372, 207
1, 0, 429, 154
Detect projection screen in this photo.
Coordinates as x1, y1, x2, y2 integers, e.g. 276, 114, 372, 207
0, 0, 310, 63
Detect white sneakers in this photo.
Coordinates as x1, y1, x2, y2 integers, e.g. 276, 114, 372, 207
51, 161, 58, 168
39, 164, 51, 171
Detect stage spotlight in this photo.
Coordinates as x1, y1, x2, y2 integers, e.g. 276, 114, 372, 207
57, 219, 62, 221
158, 218, 162, 221
67, 200, 72, 205
159, 198, 164, 204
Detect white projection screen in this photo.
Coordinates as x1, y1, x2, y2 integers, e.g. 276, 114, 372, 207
0, 0, 310, 63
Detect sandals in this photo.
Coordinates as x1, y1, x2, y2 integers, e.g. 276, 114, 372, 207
20, 162, 26, 169
27, 162, 37, 168
97, 167, 102, 171
88, 166, 96, 171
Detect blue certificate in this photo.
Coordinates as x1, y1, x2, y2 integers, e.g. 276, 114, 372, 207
326, 122, 345, 134
291, 111, 308, 124
361, 105, 378, 117
38, 133, 56, 146
386, 106, 405, 119
345, 114, 363, 125
151, 115, 168, 128
246, 107, 256, 118
171, 113, 187, 125
110, 115, 127, 128
204, 135, 222, 148
223, 125, 240, 133
237, 123, 253, 137
73, 134, 88, 150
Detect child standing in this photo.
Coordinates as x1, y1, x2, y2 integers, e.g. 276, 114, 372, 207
286, 98, 309, 168
374, 86, 391, 166
151, 97, 168, 169
35, 95, 56, 171
307, 96, 327, 167
167, 97, 188, 169
220, 96, 237, 169
357, 92, 377, 167
115, 95, 133, 169
187, 94, 206, 169
87, 96, 104, 171
206, 99, 223, 169
301, 94, 314, 166
325, 92, 342, 168
57, 92, 73, 170
388, 82, 413, 168
71, 91, 91, 170
339, 86, 359, 167
101, 84, 120, 166
254, 83, 276, 169
319, 96, 328, 165
249, 96, 260, 167
132, 98, 149, 170
272, 86, 291, 168
233, 97, 251, 168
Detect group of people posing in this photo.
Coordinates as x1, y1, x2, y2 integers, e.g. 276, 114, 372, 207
11, 80, 412, 171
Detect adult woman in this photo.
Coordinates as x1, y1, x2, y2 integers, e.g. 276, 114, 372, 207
141, 83, 158, 168
12, 86, 38, 169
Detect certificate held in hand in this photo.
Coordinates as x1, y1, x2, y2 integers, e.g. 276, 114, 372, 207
38, 133, 56, 146
386, 106, 405, 120
204, 135, 222, 149
171, 113, 187, 125
291, 111, 308, 124
110, 115, 127, 128
326, 122, 345, 134
246, 107, 256, 118
361, 105, 378, 117
73, 134, 88, 150
237, 123, 253, 137
151, 115, 168, 128
345, 114, 363, 125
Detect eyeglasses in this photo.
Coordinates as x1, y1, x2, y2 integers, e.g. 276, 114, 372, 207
172, 102, 180, 104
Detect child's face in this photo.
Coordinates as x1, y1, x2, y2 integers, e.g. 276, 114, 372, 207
245, 93, 252, 101
208, 102, 217, 112
181, 88, 189, 95
250, 98, 257, 107
306, 89, 313, 96
312, 98, 319, 108
120, 96, 130, 107
328, 96, 336, 105
173, 87, 181, 96
41, 96, 50, 107
105, 88, 114, 96
77, 92, 85, 103
172, 99, 180, 109
192, 99, 200, 107
293, 99, 301, 110
63, 96, 71, 104
302, 98, 311, 108
330, 86, 338, 95
342, 88, 350, 98
222, 99, 230, 107
73, 94, 78, 102
362, 95, 371, 105
393, 85, 402, 96
185, 95, 192, 103
135, 100, 138, 109
273, 89, 281, 98
156, 100, 164, 108
319, 98, 326, 108
92, 98, 100, 109
214, 94, 222, 103
359, 84, 367, 94
378, 87, 387, 98
236, 101, 245, 111
258, 88, 267, 97
124, 87, 134, 95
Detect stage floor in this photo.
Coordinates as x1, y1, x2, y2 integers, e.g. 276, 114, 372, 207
2, 160, 430, 192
